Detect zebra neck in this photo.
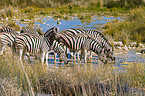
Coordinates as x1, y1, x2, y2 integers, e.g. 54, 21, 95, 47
89, 40, 102, 55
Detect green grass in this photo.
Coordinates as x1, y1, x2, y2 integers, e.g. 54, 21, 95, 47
0, 49, 144, 95
103, 7, 145, 46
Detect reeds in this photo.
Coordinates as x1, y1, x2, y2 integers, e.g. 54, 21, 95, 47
103, 8, 145, 46
0, 49, 144, 95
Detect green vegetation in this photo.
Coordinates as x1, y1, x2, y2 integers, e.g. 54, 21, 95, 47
103, 8, 145, 46
0, 1, 145, 95
0, 53, 144, 95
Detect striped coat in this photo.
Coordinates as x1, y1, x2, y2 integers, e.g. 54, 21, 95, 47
64, 28, 115, 61
0, 27, 19, 55
58, 33, 108, 64
14, 27, 68, 65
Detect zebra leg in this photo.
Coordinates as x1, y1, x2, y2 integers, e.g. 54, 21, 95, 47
19, 49, 24, 64
54, 52, 57, 63
0, 45, 6, 55
73, 52, 76, 60
77, 51, 80, 61
41, 52, 45, 66
70, 52, 74, 57
45, 52, 49, 66
80, 51, 83, 61
84, 50, 88, 63
89, 51, 92, 58
25, 52, 31, 63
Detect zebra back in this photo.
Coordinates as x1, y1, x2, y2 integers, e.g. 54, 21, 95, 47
0, 27, 18, 34
0, 32, 17, 48
65, 28, 113, 52
85, 30, 113, 51
20, 28, 41, 36
14, 33, 46, 54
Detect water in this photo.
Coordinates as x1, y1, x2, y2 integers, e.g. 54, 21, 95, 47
16, 16, 122, 32
15, 15, 145, 68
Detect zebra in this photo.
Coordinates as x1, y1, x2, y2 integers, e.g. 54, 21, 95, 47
58, 32, 108, 64
0, 27, 19, 55
0, 26, 18, 34
64, 28, 115, 61
20, 27, 63, 62
20, 27, 41, 36
14, 27, 68, 66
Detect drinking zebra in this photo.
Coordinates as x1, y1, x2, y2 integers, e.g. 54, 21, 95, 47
58, 32, 108, 64
14, 27, 68, 66
64, 28, 115, 61
20, 27, 63, 63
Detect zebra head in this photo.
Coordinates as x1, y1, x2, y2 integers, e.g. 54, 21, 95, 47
101, 42, 115, 61
44, 27, 60, 44
106, 48, 115, 61
98, 47, 108, 64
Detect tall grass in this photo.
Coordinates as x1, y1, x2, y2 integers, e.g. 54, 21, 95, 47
0, 0, 145, 9
103, 8, 145, 46
0, 48, 144, 95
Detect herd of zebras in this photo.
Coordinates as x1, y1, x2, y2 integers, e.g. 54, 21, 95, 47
0, 26, 115, 66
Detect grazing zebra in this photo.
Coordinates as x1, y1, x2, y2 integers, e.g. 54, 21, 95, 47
64, 28, 115, 61
58, 33, 108, 64
14, 27, 68, 66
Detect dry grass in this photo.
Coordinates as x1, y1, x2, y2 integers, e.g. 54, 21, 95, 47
0, 48, 145, 95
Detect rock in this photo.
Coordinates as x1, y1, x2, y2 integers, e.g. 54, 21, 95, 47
114, 41, 123, 46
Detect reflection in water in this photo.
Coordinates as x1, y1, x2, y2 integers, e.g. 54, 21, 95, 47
28, 50, 144, 69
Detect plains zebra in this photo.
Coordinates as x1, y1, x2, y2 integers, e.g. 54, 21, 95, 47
0, 27, 19, 55
14, 27, 68, 66
20, 27, 62, 62
58, 33, 108, 64
20, 28, 41, 36
64, 28, 115, 61
0, 26, 17, 34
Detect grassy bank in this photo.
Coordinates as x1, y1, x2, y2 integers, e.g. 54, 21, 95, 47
0, 51, 144, 95
103, 7, 145, 46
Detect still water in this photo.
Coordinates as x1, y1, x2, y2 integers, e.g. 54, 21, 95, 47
15, 15, 145, 68
16, 16, 122, 32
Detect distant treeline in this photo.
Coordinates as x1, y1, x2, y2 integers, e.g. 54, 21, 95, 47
1, 0, 145, 9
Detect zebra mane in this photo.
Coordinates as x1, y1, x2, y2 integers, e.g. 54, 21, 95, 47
0, 27, 17, 34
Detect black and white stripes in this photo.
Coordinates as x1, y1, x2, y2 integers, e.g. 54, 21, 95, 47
14, 27, 68, 65
64, 28, 115, 61
0, 26, 115, 65
58, 32, 108, 64
0, 27, 18, 55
